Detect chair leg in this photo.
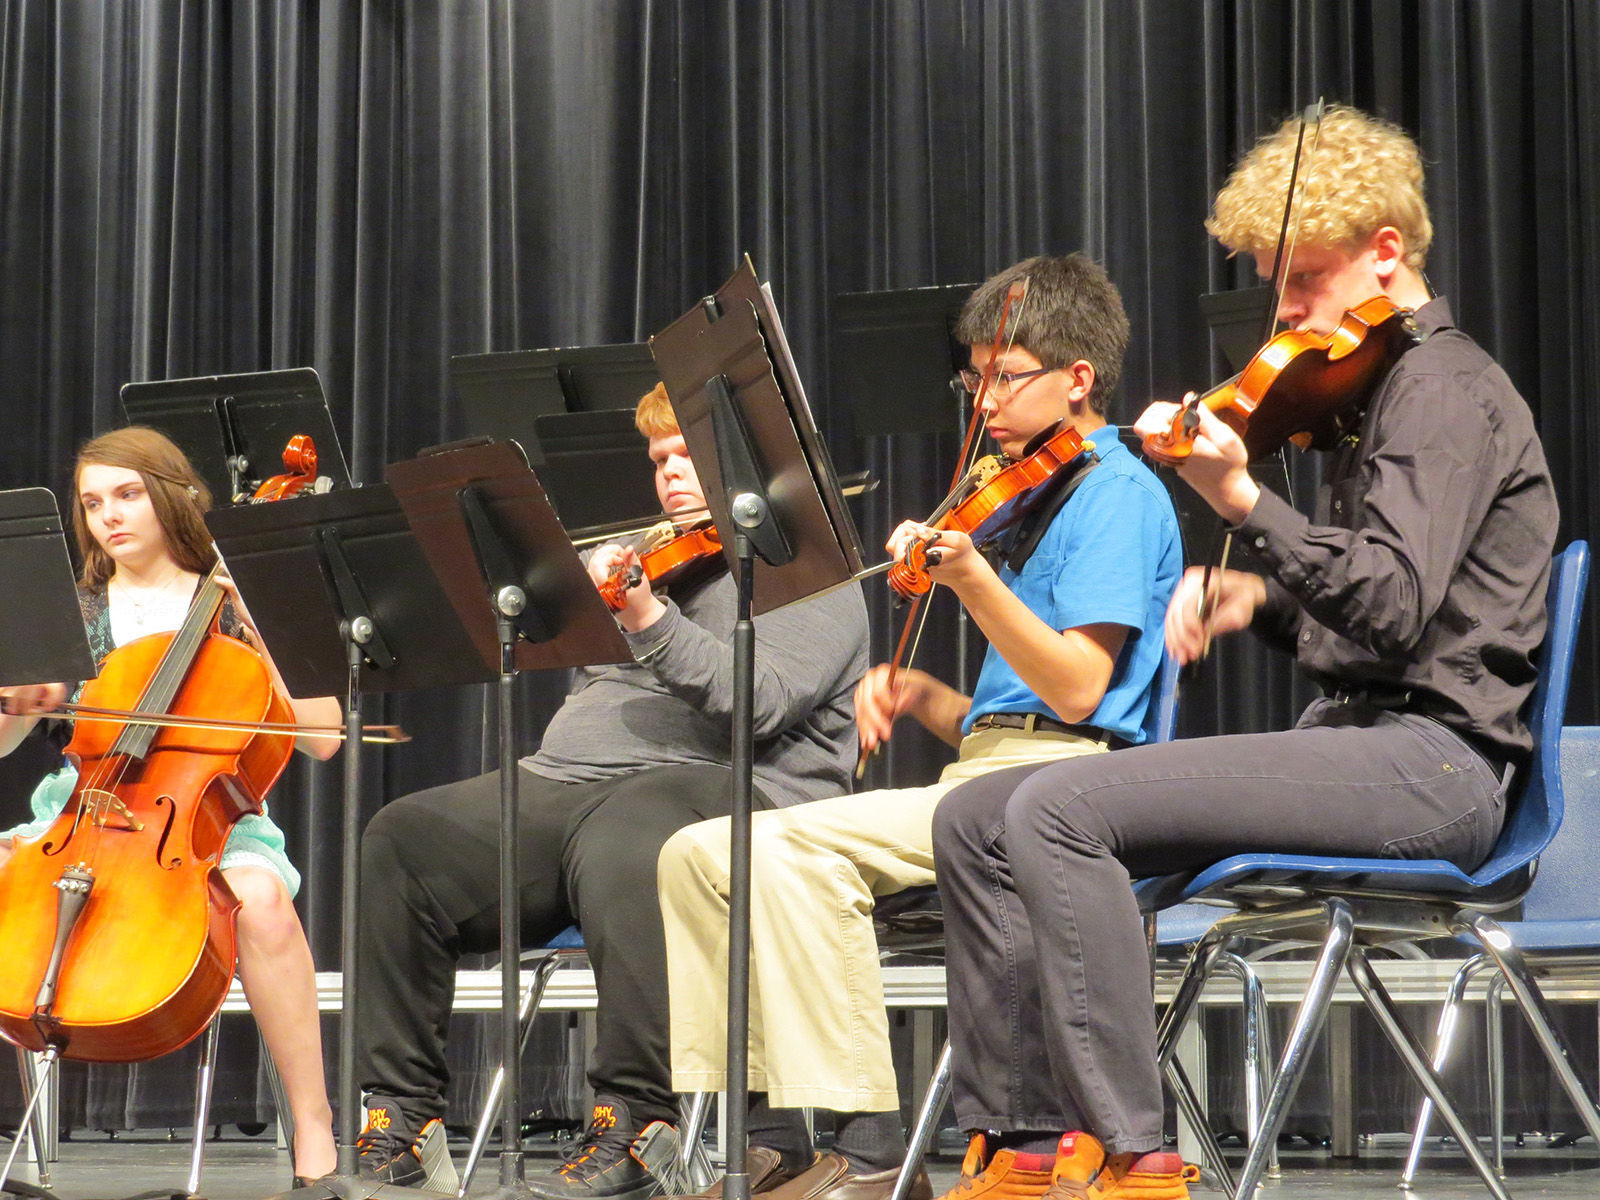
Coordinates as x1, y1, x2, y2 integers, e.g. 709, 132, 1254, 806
1216, 950, 1278, 1179
1344, 947, 1511, 1200
1163, 1052, 1236, 1196
1486, 973, 1506, 1178
258, 1027, 296, 1184
1461, 913, 1600, 1154
458, 951, 568, 1197
187, 1016, 223, 1196
1155, 926, 1235, 1064
677, 1092, 716, 1193
3, 1045, 58, 1192
1224, 899, 1354, 1200
1399, 953, 1489, 1188
892, 1040, 951, 1200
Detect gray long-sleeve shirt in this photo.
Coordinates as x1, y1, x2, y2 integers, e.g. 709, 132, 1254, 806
524, 567, 869, 807
1243, 297, 1559, 763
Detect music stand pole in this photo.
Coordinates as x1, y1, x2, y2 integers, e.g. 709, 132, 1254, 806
337, 622, 374, 1179
723, 527, 757, 1200
493, 603, 526, 1187
706, 375, 794, 1200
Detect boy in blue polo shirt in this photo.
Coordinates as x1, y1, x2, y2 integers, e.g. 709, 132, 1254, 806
655, 254, 1181, 1200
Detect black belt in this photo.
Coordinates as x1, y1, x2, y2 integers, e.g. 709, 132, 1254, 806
1329, 688, 1515, 786
969, 712, 1131, 750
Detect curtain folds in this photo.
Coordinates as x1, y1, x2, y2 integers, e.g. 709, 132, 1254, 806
1, 0, 1596, 1133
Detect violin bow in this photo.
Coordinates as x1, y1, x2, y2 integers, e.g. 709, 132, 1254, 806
1195, 100, 1326, 652
41, 701, 410, 744
860, 279, 1031, 777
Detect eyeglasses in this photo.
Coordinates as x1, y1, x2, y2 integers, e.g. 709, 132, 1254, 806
953, 366, 1055, 399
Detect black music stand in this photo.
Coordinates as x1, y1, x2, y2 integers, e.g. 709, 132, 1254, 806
650, 258, 864, 1200
1199, 283, 1275, 374
451, 342, 661, 425
385, 439, 630, 1195
214, 446, 629, 1200
120, 369, 353, 503
525, 411, 662, 534
453, 346, 665, 534
0, 489, 94, 1200
209, 483, 495, 1198
831, 283, 976, 440
0, 490, 96, 689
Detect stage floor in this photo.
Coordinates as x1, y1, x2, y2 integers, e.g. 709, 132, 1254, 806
6, 1130, 1598, 1200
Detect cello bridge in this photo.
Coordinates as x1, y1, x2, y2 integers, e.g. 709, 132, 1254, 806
78, 788, 145, 832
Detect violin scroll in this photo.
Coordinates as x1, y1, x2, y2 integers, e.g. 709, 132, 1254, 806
251, 435, 320, 501
885, 424, 1090, 600
597, 520, 724, 613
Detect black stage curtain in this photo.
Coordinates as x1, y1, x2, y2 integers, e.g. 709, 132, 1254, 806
1, 0, 1597, 1136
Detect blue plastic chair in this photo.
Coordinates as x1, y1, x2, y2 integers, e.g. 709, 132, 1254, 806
1399, 725, 1600, 1186
887, 649, 1184, 1200
1138, 541, 1590, 1200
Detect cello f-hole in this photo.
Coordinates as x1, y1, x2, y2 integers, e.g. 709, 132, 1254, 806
153, 796, 182, 870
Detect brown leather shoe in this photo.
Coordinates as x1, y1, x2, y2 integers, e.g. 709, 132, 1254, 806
675, 1146, 801, 1199
761, 1152, 932, 1200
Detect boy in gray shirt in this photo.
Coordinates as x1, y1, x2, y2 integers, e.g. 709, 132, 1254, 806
350, 384, 869, 1197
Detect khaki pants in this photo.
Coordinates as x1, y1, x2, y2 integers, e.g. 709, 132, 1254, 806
657, 726, 1108, 1111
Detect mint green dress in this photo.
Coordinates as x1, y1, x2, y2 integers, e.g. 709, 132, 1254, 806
2, 584, 301, 896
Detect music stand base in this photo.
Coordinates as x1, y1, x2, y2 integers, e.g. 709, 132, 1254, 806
256, 1177, 470, 1200
0, 1182, 63, 1200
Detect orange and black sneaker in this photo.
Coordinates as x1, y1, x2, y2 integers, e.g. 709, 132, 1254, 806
355, 1095, 460, 1194
934, 1133, 1057, 1200
524, 1095, 665, 1200
1040, 1133, 1198, 1200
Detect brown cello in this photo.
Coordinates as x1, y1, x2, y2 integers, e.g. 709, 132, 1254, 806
0, 565, 295, 1061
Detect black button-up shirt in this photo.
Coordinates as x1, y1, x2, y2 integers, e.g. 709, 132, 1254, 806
1242, 297, 1559, 763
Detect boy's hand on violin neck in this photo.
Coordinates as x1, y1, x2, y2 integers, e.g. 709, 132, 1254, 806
888, 522, 984, 590
1135, 398, 1259, 523
587, 543, 633, 587
591, 543, 667, 633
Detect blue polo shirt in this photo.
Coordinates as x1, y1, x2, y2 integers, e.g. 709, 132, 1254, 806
961, 426, 1182, 745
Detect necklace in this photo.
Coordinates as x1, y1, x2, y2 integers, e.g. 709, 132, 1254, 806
113, 569, 189, 626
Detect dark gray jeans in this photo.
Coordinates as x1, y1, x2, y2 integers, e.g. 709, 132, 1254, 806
930, 700, 1508, 1156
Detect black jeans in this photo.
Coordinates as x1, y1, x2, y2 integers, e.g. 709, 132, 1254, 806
931, 701, 1507, 1156
356, 763, 772, 1126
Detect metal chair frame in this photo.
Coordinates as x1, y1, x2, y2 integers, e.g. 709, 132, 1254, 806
4, 1010, 292, 1197
456, 935, 715, 1199
1143, 541, 1591, 1200
1400, 728, 1600, 1187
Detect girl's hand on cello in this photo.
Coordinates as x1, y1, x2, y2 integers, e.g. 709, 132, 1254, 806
0, 683, 68, 717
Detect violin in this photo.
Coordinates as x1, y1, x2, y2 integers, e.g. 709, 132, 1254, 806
889, 422, 1090, 598
250, 434, 320, 501
597, 519, 724, 612
1142, 295, 1417, 466
0, 566, 295, 1061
